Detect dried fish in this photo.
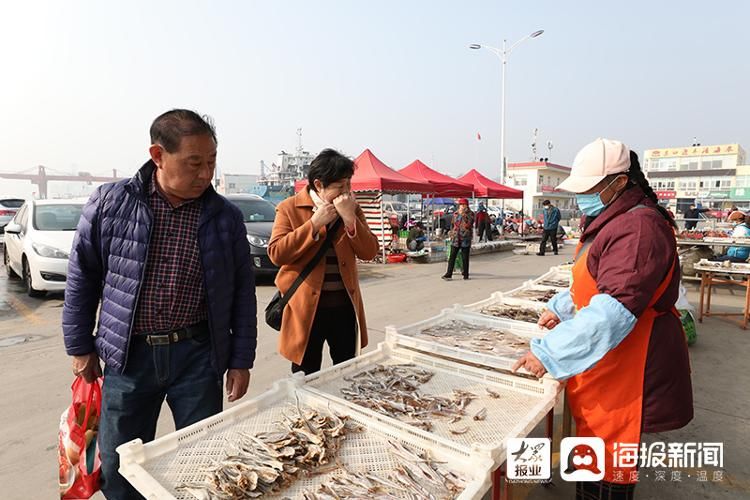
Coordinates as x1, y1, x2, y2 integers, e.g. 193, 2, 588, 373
304, 441, 467, 500
450, 427, 469, 435
508, 288, 558, 302
414, 320, 531, 356
479, 304, 541, 323
176, 407, 361, 499
485, 388, 501, 399
340, 364, 480, 430
473, 408, 487, 421
538, 278, 569, 288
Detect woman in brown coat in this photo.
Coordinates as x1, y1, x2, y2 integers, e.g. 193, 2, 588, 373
268, 149, 379, 374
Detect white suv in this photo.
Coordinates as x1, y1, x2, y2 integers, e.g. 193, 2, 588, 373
3, 199, 85, 297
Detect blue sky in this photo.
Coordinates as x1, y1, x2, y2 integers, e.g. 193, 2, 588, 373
1, 0, 748, 196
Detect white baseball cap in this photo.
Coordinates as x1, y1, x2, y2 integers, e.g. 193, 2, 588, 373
557, 138, 631, 193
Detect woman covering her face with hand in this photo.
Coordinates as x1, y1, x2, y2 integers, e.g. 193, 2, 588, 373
268, 149, 379, 374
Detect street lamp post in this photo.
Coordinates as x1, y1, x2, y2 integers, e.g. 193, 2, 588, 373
470, 29, 544, 186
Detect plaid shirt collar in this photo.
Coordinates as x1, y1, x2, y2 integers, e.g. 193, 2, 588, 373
149, 171, 202, 209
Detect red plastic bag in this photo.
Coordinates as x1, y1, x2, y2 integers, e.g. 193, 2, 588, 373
58, 376, 103, 499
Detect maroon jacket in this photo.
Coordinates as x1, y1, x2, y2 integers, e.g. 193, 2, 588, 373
581, 186, 693, 433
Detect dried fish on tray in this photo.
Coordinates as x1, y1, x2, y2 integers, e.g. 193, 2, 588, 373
339, 363, 478, 431
176, 407, 359, 499
304, 440, 467, 499
302, 344, 561, 467
413, 320, 531, 357
536, 278, 569, 288
507, 288, 558, 303
116, 380, 493, 499
479, 304, 541, 323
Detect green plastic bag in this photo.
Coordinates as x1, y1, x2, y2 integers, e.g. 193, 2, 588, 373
680, 310, 697, 346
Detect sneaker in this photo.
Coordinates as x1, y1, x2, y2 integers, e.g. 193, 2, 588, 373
441, 275, 452, 281
463, 276, 470, 280
554, 251, 559, 255
536, 252, 545, 256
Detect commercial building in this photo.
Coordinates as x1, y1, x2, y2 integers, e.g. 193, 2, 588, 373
505, 161, 575, 217
217, 173, 259, 195
643, 143, 747, 213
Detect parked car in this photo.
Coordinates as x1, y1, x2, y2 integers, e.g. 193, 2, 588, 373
0, 197, 25, 233
225, 194, 279, 276
4, 199, 85, 297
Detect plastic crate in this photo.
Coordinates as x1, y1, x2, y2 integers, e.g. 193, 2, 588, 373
116, 379, 493, 500
501, 283, 561, 307
385, 309, 545, 374
530, 268, 571, 290
457, 293, 548, 328
300, 342, 561, 467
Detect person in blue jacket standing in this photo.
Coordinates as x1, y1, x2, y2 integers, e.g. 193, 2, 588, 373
537, 199, 561, 256
62, 109, 258, 499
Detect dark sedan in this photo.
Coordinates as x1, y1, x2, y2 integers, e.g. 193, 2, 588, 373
225, 194, 279, 276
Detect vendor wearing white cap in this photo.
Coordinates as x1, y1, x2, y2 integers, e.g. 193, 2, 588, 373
513, 138, 693, 498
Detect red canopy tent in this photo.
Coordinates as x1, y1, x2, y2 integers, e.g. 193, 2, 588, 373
398, 160, 474, 197
294, 149, 433, 194
457, 169, 523, 199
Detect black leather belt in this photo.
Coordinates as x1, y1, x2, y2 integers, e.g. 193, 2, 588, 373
139, 321, 209, 346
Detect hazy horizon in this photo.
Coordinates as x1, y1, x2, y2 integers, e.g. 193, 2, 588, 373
1, 0, 748, 198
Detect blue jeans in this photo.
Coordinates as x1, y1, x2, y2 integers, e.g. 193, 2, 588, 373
99, 335, 223, 499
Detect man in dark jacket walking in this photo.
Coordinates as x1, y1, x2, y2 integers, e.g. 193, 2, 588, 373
683, 203, 709, 230
62, 110, 257, 499
537, 199, 561, 256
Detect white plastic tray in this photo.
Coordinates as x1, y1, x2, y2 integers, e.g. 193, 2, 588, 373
501, 283, 561, 307
117, 380, 493, 500
530, 268, 571, 289
457, 293, 548, 328
385, 309, 545, 373
300, 343, 560, 467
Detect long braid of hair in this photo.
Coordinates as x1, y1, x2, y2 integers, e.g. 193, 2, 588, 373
627, 150, 677, 228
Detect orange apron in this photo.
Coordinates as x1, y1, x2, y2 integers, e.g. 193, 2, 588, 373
566, 241, 678, 484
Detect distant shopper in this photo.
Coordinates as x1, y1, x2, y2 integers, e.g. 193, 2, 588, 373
442, 198, 474, 280
537, 200, 561, 256
710, 210, 750, 263
684, 204, 708, 230
407, 221, 427, 251
268, 149, 379, 375
475, 204, 491, 242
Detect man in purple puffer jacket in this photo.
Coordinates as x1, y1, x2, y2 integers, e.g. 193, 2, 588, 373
62, 109, 257, 499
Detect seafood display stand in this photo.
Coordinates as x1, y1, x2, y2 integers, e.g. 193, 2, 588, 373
498, 284, 561, 308
453, 294, 548, 329
116, 379, 494, 500
695, 259, 750, 329
383, 309, 562, 500
300, 342, 561, 500
386, 308, 545, 373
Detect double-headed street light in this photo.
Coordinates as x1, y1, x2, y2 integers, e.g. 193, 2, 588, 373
470, 30, 544, 184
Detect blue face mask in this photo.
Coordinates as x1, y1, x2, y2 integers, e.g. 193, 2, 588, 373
576, 177, 621, 217
576, 192, 606, 216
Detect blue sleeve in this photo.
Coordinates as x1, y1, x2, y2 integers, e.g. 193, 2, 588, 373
530, 294, 637, 380
62, 186, 105, 356
546, 289, 575, 321
553, 208, 561, 227
229, 209, 258, 369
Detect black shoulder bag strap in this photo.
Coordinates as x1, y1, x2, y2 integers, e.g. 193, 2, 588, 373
278, 217, 343, 309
